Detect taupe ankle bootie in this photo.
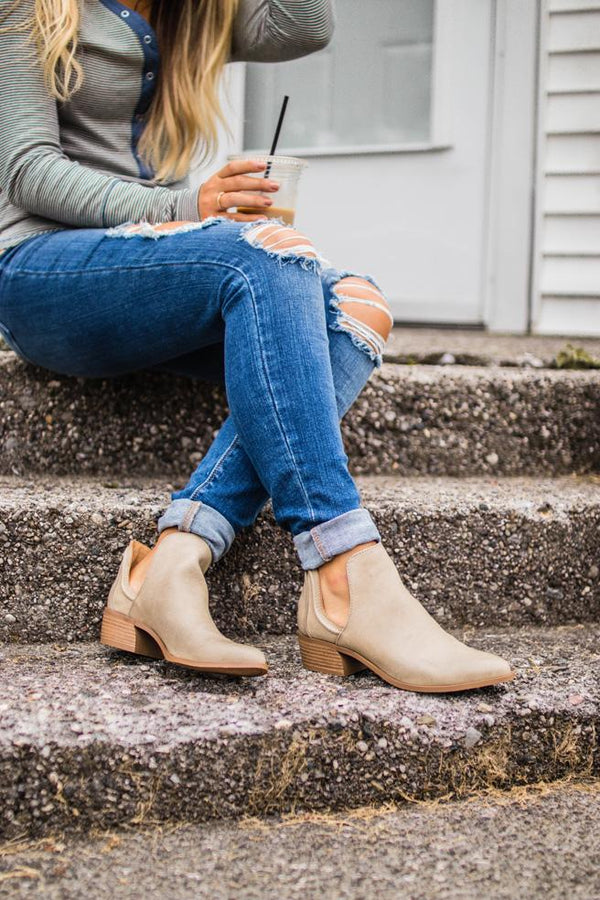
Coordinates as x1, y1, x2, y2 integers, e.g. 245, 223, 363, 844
101, 532, 267, 676
298, 543, 514, 692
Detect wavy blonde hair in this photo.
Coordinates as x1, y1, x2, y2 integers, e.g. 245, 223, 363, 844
0, 0, 239, 183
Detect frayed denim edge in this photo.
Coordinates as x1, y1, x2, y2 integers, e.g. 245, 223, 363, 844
237, 218, 332, 275
104, 215, 228, 240
326, 268, 388, 368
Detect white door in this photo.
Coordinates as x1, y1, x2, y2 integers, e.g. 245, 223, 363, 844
198, 0, 496, 325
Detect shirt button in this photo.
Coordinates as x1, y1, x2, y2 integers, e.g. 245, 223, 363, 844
146, 71, 154, 81
144, 34, 152, 43
120, 9, 130, 16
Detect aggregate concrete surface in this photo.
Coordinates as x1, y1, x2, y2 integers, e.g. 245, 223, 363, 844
1, 781, 599, 899
2, 355, 599, 478
384, 327, 600, 368
1, 474, 598, 643
0, 627, 598, 837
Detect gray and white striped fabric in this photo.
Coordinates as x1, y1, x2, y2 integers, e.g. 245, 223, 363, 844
0, 0, 334, 253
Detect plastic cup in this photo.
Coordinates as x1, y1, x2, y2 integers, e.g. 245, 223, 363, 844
227, 154, 308, 226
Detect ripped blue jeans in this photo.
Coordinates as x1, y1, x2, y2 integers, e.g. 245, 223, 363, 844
0, 217, 390, 569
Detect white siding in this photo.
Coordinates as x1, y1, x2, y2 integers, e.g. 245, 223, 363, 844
533, 2, 600, 335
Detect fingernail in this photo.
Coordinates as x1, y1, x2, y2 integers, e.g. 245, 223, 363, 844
269, 182, 280, 190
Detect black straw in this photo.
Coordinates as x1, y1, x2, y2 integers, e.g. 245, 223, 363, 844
265, 95, 289, 178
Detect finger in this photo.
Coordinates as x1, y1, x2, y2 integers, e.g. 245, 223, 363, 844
221, 175, 279, 193
218, 158, 266, 179
226, 212, 270, 222
220, 191, 274, 210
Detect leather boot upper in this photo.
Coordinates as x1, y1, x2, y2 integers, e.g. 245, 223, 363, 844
299, 543, 513, 689
108, 532, 266, 670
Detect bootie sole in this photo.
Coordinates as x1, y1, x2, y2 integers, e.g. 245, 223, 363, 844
298, 633, 515, 693
101, 608, 268, 676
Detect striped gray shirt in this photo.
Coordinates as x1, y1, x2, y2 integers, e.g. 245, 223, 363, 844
0, 0, 334, 253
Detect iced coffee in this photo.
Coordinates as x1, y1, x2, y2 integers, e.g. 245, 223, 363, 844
228, 154, 307, 226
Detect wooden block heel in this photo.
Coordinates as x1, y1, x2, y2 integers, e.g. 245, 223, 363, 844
100, 608, 163, 660
298, 633, 366, 676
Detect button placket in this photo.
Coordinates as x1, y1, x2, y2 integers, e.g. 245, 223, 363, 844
100, 0, 159, 180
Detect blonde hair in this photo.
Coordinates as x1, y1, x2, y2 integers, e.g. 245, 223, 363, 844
0, 0, 239, 183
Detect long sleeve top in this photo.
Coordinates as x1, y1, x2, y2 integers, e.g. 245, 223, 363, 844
0, 0, 334, 252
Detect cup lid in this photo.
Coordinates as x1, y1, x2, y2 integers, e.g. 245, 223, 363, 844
228, 153, 308, 169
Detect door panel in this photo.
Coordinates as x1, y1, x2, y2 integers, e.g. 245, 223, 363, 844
199, 0, 495, 324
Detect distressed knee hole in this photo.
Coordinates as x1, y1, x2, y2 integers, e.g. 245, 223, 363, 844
105, 217, 225, 240
242, 222, 318, 259
331, 277, 393, 360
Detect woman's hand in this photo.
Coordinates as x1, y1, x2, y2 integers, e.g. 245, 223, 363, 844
198, 159, 279, 221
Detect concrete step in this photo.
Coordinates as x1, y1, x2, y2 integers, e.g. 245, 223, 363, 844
2, 781, 599, 899
384, 326, 600, 368
1, 353, 599, 478
1, 474, 599, 644
1, 626, 598, 838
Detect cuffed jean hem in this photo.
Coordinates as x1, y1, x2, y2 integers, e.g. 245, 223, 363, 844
156, 498, 235, 566
293, 507, 381, 570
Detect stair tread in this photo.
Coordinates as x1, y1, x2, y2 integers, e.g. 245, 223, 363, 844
1, 626, 598, 836
3, 626, 597, 743
4, 348, 600, 376
1, 473, 599, 644
2, 353, 599, 478
384, 325, 600, 367
1, 471, 599, 507
3, 781, 600, 898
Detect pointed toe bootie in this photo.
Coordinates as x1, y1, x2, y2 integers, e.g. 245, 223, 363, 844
100, 532, 268, 676
298, 543, 514, 692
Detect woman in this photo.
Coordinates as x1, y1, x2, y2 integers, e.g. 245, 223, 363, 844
0, 0, 514, 691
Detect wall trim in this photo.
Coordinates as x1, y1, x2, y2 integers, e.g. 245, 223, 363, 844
482, 0, 540, 333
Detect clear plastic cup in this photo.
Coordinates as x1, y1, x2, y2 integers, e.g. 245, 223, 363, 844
227, 154, 308, 226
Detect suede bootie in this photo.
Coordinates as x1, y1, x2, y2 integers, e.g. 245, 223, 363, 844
298, 543, 514, 692
101, 531, 267, 676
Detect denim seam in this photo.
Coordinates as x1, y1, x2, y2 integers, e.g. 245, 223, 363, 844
311, 528, 330, 562
221, 261, 318, 524
180, 500, 201, 532
3, 252, 246, 277
189, 434, 239, 500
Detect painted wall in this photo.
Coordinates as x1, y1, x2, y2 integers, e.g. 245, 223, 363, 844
532, 0, 600, 335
